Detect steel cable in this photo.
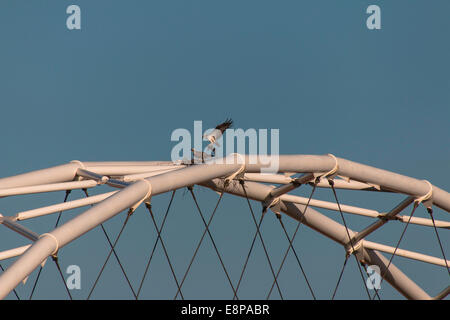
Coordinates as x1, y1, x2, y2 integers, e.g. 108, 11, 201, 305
329, 180, 372, 299
87, 211, 132, 300
29, 190, 71, 300
266, 181, 318, 300
145, 202, 185, 300
137, 190, 177, 299
239, 181, 283, 300
174, 188, 228, 299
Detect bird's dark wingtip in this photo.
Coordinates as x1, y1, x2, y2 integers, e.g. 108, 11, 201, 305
224, 118, 233, 127
215, 118, 233, 131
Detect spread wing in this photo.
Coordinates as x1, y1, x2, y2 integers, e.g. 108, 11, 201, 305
215, 118, 233, 133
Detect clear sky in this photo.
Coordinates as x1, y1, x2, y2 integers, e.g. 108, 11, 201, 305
0, 1, 449, 299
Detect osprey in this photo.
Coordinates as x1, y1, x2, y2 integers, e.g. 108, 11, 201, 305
204, 118, 233, 150
191, 148, 211, 163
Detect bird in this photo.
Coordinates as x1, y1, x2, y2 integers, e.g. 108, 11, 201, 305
204, 118, 233, 150
191, 148, 212, 163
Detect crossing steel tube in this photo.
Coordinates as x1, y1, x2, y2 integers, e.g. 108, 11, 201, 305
15, 191, 119, 221
362, 241, 449, 267
0, 180, 151, 299
0, 154, 448, 299
2, 155, 446, 211
0, 245, 31, 261
0, 180, 98, 197
202, 179, 432, 300
0, 163, 81, 190
241, 155, 450, 212
0, 158, 242, 299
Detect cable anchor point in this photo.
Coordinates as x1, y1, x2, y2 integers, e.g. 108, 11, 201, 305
313, 153, 339, 184
414, 180, 433, 213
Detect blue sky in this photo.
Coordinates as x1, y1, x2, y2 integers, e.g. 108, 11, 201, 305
0, 1, 449, 299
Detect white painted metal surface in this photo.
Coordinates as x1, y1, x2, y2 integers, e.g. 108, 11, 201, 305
0, 154, 448, 300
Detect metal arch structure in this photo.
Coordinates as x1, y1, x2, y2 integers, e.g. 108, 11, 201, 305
0, 154, 448, 300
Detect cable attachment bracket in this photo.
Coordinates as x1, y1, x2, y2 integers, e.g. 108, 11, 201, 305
345, 239, 364, 261
224, 153, 246, 186
70, 160, 86, 181
262, 196, 282, 220
39, 233, 60, 259
314, 154, 339, 184
129, 180, 152, 215
414, 180, 433, 213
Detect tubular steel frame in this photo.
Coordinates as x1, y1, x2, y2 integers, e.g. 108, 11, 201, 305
0, 154, 448, 299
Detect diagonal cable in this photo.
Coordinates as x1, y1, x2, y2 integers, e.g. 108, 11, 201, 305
137, 190, 176, 299
233, 197, 265, 300
82, 189, 137, 298
428, 209, 450, 278
371, 202, 418, 299
52, 256, 72, 300
29, 189, 71, 300
275, 217, 316, 299
331, 255, 349, 300
266, 181, 317, 299
145, 202, 185, 300
188, 187, 238, 298
54, 190, 71, 228
240, 181, 283, 300
174, 188, 227, 300
329, 180, 372, 299
29, 267, 44, 300
87, 211, 133, 300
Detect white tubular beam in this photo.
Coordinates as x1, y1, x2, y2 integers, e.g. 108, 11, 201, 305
241, 155, 450, 213
122, 168, 182, 182
362, 249, 431, 300
0, 245, 30, 261
0, 163, 81, 189
267, 173, 314, 199
203, 179, 431, 300
76, 169, 109, 184
397, 215, 450, 228
15, 191, 119, 221
0, 217, 39, 241
204, 179, 357, 244
76, 169, 130, 189
0, 158, 242, 299
82, 161, 177, 167
143, 160, 240, 195
2, 155, 448, 210
280, 194, 380, 218
312, 177, 382, 191
363, 241, 450, 268
48, 181, 152, 249
279, 193, 449, 229
0, 180, 98, 198
352, 197, 415, 243
0, 180, 151, 299
243, 173, 293, 184
243, 173, 379, 191
82, 165, 185, 176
